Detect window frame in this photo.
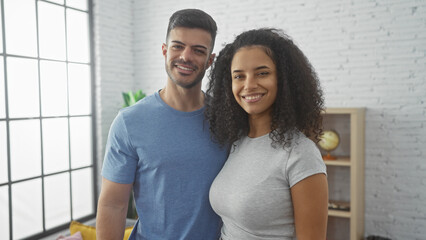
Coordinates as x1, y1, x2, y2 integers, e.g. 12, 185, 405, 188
0, 0, 97, 239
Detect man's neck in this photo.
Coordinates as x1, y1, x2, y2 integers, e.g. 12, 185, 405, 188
159, 80, 205, 112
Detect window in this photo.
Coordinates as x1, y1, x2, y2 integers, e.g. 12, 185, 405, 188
0, 0, 96, 239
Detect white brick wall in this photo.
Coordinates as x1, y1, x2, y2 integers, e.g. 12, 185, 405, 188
92, 0, 134, 192
94, 0, 426, 239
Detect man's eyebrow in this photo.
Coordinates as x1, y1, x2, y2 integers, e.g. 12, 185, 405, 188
171, 40, 185, 45
193, 45, 208, 50
171, 40, 208, 50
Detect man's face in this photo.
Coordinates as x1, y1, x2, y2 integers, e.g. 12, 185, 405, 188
162, 27, 215, 89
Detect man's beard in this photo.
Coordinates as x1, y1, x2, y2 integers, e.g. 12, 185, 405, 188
165, 60, 207, 89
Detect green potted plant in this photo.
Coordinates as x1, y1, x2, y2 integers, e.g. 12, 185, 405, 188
122, 89, 146, 108
122, 89, 146, 219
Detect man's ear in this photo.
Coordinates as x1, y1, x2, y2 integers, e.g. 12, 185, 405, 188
207, 53, 216, 67
162, 43, 167, 57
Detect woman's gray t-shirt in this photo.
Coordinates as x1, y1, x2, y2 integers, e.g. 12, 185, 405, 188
209, 132, 327, 240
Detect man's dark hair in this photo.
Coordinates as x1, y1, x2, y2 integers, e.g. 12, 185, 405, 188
166, 9, 217, 50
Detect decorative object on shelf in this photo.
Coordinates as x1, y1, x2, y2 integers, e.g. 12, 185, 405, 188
318, 129, 340, 160
365, 236, 392, 240
328, 200, 350, 211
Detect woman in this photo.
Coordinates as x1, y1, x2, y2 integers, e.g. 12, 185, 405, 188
206, 28, 328, 240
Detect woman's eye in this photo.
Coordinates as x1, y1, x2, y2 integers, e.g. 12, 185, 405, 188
258, 72, 269, 76
233, 75, 243, 80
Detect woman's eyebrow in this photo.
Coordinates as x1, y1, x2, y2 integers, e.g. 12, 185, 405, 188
255, 65, 270, 70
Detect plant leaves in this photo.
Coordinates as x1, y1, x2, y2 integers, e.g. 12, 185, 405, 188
122, 90, 146, 108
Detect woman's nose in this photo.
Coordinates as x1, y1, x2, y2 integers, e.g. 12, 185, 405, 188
244, 75, 258, 90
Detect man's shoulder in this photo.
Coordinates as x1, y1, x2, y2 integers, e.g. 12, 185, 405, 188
120, 93, 159, 117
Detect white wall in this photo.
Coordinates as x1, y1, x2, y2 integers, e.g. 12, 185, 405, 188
92, 0, 135, 191
94, 0, 426, 239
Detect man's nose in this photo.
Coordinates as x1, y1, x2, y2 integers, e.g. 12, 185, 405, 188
180, 47, 192, 62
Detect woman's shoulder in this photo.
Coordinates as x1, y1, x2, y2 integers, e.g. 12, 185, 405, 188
292, 131, 316, 147
282, 130, 316, 151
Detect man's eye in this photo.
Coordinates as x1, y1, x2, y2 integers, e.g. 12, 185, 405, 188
194, 49, 206, 55
172, 45, 183, 49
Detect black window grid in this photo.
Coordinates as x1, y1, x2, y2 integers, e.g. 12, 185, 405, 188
0, 0, 98, 239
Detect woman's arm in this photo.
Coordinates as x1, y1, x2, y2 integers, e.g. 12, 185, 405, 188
291, 173, 329, 240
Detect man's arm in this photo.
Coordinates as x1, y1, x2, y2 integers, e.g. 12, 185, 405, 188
291, 173, 329, 240
96, 177, 133, 240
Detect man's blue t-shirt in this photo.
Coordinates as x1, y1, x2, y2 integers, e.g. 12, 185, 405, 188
102, 91, 228, 240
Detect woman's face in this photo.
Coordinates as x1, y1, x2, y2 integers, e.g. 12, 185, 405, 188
231, 46, 278, 119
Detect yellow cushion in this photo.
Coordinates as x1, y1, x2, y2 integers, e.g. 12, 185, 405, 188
69, 221, 133, 240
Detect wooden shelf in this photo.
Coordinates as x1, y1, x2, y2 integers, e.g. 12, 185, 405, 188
328, 209, 351, 218
322, 108, 365, 240
324, 157, 350, 166
323, 108, 362, 115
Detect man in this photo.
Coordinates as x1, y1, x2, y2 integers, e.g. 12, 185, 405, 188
96, 9, 228, 240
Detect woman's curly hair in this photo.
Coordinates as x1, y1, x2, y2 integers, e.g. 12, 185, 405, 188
205, 28, 324, 148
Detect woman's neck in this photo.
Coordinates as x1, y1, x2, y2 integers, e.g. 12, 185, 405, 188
248, 111, 272, 138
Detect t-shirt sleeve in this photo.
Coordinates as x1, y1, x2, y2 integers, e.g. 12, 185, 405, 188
285, 137, 327, 188
101, 112, 138, 184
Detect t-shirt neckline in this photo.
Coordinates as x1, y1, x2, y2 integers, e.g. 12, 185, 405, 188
154, 90, 205, 117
